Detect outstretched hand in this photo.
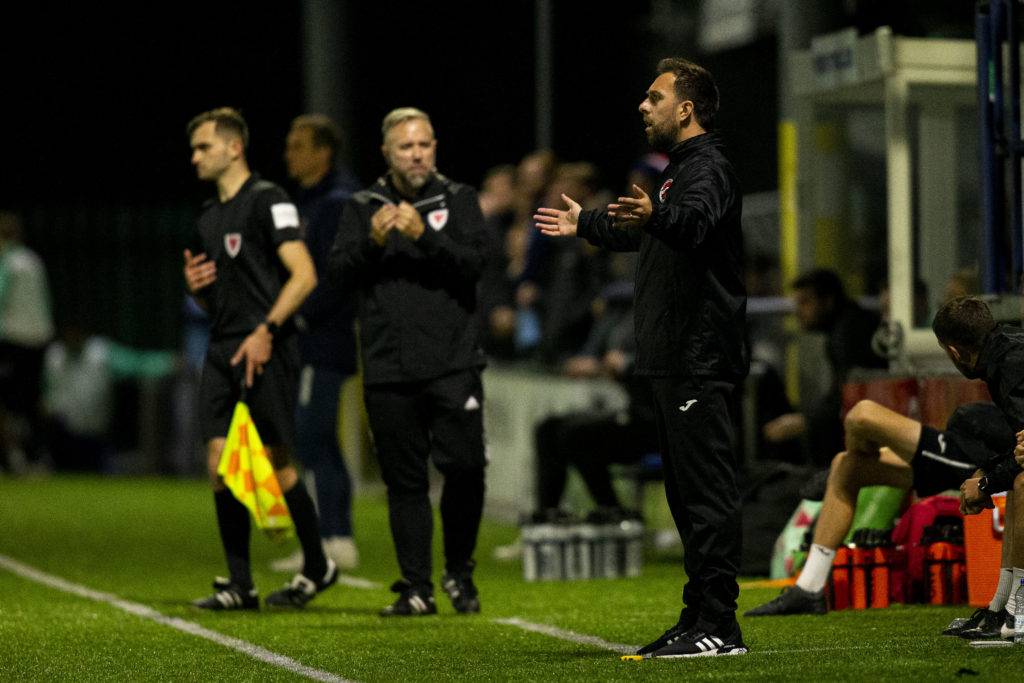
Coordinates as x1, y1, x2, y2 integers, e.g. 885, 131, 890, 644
534, 194, 581, 237
608, 184, 652, 228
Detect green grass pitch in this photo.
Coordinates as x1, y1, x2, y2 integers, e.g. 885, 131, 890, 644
0, 475, 1015, 681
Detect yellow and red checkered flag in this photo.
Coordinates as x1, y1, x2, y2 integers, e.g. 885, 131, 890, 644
217, 401, 294, 541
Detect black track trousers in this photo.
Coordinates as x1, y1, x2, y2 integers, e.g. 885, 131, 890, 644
649, 376, 742, 628
363, 369, 486, 588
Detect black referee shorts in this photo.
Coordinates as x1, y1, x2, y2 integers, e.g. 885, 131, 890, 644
199, 334, 298, 447
912, 402, 1015, 497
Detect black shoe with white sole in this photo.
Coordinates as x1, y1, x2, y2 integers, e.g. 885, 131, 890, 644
744, 585, 827, 617
191, 578, 259, 611
265, 559, 338, 608
441, 567, 480, 614
636, 608, 699, 655
646, 621, 748, 658
379, 579, 437, 617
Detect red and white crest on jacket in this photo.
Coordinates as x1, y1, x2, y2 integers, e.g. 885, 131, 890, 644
224, 233, 242, 258
658, 179, 673, 203
427, 208, 449, 231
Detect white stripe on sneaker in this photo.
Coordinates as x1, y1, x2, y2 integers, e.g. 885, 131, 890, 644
409, 595, 428, 613
698, 636, 723, 652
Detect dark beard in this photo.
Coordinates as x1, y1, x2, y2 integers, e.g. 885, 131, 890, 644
646, 125, 676, 153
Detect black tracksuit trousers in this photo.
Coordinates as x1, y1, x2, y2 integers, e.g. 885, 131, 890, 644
363, 368, 487, 590
648, 375, 742, 630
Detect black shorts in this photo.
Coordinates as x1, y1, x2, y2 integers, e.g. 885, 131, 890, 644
199, 334, 298, 446
912, 403, 1015, 497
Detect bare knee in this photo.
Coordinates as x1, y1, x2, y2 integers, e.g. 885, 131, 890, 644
844, 400, 882, 437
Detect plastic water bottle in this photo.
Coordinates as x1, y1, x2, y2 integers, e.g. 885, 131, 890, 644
1015, 578, 1024, 644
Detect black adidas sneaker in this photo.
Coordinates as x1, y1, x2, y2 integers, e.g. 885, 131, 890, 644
191, 577, 259, 611
265, 559, 338, 608
646, 621, 748, 658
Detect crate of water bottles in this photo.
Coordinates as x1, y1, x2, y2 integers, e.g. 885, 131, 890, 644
521, 508, 644, 581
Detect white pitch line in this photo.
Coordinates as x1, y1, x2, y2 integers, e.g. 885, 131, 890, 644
494, 617, 638, 655
493, 617, 889, 658
0, 553, 356, 683
336, 574, 380, 590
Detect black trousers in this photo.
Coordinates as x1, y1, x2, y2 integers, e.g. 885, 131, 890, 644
363, 368, 487, 589
534, 409, 659, 511
648, 375, 742, 629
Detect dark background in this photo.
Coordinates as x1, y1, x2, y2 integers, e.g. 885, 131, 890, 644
3, 2, 785, 347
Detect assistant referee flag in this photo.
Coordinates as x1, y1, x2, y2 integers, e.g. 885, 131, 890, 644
217, 401, 294, 541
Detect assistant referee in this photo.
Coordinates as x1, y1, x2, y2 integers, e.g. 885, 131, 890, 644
183, 107, 337, 611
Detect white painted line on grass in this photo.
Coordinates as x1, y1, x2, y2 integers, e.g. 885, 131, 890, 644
336, 574, 380, 590
0, 553, 356, 683
493, 617, 885, 658
494, 617, 638, 655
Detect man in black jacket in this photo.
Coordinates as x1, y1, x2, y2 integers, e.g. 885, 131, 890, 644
329, 107, 488, 617
537, 58, 749, 658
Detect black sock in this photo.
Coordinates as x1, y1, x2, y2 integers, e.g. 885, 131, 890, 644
284, 481, 327, 580
214, 489, 252, 589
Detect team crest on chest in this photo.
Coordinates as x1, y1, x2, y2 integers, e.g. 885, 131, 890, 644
659, 179, 673, 203
224, 233, 242, 258
427, 208, 449, 231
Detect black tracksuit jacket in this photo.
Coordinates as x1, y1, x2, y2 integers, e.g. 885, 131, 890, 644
576, 133, 748, 382
971, 324, 1024, 491
328, 172, 487, 386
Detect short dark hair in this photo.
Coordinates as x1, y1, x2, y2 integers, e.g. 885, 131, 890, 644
187, 107, 250, 150
792, 268, 848, 304
290, 114, 344, 163
656, 57, 720, 129
932, 296, 996, 351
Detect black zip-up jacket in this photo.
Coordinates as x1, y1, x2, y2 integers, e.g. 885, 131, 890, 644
969, 324, 1024, 491
328, 172, 487, 385
576, 133, 748, 381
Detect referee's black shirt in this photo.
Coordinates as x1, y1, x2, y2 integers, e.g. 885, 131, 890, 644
191, 174, 302, 340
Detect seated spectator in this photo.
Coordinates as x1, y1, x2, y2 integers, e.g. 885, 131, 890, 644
763, 269, 887, 468
42, 321, 175, 471
532, 303, 658, 520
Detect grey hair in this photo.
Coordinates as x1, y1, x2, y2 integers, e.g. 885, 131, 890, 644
381, 107, 432, 143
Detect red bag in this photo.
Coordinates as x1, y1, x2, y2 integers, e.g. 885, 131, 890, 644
888, 495, 962, 603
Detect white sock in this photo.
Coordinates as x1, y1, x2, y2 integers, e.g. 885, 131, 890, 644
795, 544, 836, 594
1004, 567, 1024, 615
989, 568, 1014, 612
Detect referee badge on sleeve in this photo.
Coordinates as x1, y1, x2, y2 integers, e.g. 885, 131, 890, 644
225, 233, 242, 258
427, 208, 449, 231
271, 202, 300, 229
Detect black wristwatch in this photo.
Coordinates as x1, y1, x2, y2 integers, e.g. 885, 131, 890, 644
262, 319, 279, 336
977, 476, 992, 495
